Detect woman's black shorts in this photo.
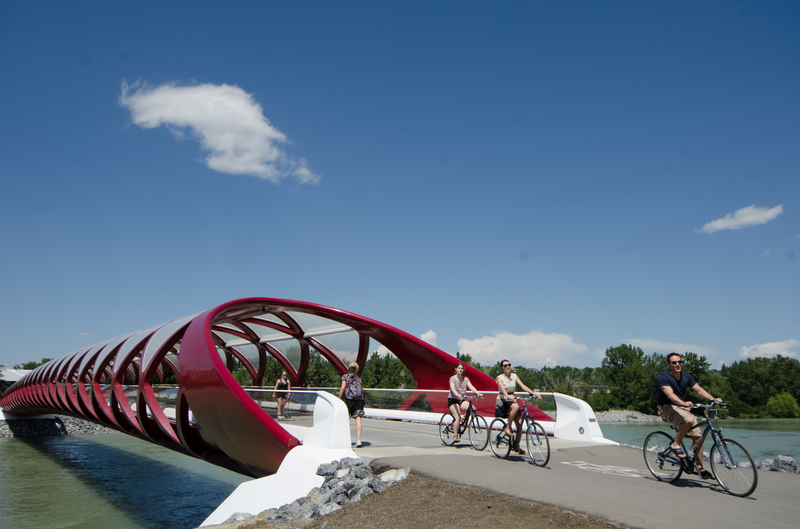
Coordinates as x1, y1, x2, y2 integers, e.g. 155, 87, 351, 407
447, 398, 463, 408
495, 400, 513, 418
344, 398, 365, 418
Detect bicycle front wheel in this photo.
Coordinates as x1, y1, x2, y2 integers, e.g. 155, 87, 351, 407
489, 418, 512, 459
526, 420, 550, 466
710, 438, 758, 497
643, 431, 682, 482
438, 413, 456, 446
468, 414, 489, 451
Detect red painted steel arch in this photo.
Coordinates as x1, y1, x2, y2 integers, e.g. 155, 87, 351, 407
1, 298, 551, 477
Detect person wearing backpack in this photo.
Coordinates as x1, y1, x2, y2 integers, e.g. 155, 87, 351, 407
338, 361, 365, 447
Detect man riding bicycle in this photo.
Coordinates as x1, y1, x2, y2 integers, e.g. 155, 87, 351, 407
657, 352, 722, 480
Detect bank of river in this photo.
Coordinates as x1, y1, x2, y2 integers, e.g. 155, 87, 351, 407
0, 433, 249, 529
596, 414, 800, 463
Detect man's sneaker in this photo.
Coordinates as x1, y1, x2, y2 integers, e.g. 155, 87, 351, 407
355, 441, 362, 448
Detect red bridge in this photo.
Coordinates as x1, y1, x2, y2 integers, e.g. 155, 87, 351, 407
1, 298, 554, 477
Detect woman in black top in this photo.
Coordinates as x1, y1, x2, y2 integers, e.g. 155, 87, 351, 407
273, 371, 291, 420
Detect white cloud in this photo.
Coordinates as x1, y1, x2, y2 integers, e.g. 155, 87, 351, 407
119, 80, 320, 184
626, 338, 716, 358
739, 339, 800, 359
696, 204, 783, 234
457, 330, 589, 368
420, 330, 437, 347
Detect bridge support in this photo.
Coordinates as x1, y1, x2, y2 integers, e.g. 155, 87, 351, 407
201, 392, 356, 526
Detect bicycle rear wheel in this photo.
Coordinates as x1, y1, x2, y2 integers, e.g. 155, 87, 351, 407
643, 431, 683, 482
710, 438, 758, 497
489, 418, 512, 458
438, 413, 456, 446
526, 420, 550, 466
468, 414, 489, 451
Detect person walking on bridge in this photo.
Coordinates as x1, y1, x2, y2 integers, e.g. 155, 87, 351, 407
339, 362, 365, 448
657, 352, 722, 480
273, 371, 291, 420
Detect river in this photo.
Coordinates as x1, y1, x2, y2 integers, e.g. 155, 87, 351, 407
598, 418, 800, 461
0, 434, 248, 529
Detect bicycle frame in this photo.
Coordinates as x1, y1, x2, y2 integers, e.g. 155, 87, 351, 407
439, 395, 490, 451
508, 396, 542, 429
489, 395, 550, 465
646, 403, 758, 496
671, 407, 732, 473
449, 396, 479, 435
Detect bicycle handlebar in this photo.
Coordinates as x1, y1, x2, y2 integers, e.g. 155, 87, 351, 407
515, 394, 542, 402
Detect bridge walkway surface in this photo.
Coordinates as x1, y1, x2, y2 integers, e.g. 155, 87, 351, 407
342, 417, 798, 529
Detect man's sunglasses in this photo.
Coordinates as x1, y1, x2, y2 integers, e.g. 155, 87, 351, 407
670, 360, 683, 365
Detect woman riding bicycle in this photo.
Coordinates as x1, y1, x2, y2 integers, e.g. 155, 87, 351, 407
496, 360, 540, 454
449, 363, 482, 443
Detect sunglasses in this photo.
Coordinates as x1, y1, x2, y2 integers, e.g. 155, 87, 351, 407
670, 360, 683, 365
501, 364, 511, 367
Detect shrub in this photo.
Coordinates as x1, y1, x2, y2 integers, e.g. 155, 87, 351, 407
766, 392, 800, 418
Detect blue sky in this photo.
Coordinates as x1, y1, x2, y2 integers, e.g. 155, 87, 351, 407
1, 1, 798, 371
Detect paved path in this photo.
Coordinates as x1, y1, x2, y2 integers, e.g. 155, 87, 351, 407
345, 417, 798, 529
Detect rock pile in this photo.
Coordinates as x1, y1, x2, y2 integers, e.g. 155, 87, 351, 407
0, 416, 116, 438
223, 458, 410, 527
594, 410, 660, 422
756, 455, 798, 473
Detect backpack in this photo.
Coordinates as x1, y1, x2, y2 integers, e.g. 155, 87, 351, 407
344, 374, 363, 400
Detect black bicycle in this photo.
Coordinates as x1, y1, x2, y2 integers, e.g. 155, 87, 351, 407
643, 403, 758, 497
489, 395, 550, 466
439, 395, 489, 450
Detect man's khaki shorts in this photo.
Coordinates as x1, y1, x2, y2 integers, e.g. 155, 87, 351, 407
657, 404, 701, 437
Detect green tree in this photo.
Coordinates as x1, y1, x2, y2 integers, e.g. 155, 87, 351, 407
582, 386, 613, 412
546, 367, 582, 395
304, 350, 340, 388
679, 352, 712, 389
455, 352, 474, 366
360, 351, 416, 390
601, 344, 653, 413
15, 358, 52, 370
717, 356, 800, 417
767, 356, 800, 403
765, 392, 800, 418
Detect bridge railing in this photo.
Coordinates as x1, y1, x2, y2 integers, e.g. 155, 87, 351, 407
232, 387, 558, 419
75, 384, 607, 443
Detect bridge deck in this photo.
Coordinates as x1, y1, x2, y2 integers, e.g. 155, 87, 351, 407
338, 417, 799, 529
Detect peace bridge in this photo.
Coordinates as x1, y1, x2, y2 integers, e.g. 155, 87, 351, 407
2, 298, 797, 528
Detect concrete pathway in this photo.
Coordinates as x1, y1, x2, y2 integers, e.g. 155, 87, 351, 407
348, 417, 798, 529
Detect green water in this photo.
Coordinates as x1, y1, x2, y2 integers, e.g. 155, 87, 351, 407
0, 434, 249, 529
599, 418, 800, 461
